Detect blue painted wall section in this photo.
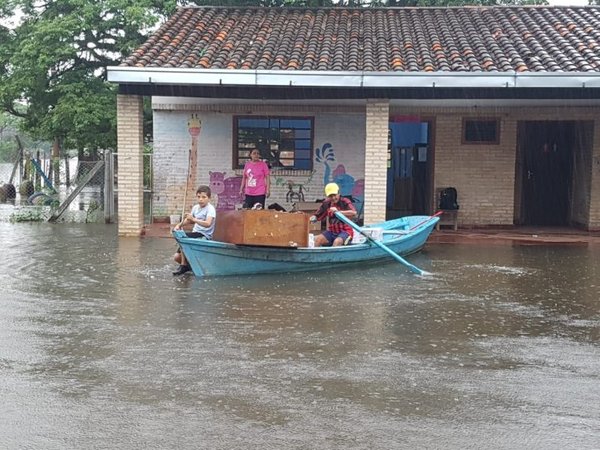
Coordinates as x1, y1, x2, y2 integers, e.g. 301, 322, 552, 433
315, 142, 365, 217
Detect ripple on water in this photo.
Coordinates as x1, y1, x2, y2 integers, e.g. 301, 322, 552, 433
1, 224, 600, 448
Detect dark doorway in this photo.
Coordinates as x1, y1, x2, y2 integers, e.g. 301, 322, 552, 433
386, 118, 432, 219
518, 121, 575, 226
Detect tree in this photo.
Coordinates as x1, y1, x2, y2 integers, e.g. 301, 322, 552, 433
0, 0, 179, 154
0, 111, 19, 163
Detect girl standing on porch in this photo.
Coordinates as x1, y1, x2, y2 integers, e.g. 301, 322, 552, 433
240, 148, 270, 209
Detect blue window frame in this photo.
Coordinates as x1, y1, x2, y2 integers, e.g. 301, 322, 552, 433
234, 116, 314, 170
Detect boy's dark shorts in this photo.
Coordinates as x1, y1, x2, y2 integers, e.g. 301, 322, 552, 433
321, 230, 352, 246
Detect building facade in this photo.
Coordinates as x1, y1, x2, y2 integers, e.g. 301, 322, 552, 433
110, 7, 600, 235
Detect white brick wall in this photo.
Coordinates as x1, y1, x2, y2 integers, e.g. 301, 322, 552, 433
117, 95, 144, 236
147, 99, 600, 230
363, 100, 389, 224
152, 106, 366, 216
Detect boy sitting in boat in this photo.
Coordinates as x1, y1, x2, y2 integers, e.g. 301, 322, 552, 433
172, 185, 216, 275
310, 183, 357, 247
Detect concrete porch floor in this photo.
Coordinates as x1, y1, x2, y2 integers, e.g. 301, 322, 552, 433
143, 221, 600, 246
429, 225, 600, 246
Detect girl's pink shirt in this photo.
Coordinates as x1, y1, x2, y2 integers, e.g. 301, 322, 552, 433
243, 160, 270, 196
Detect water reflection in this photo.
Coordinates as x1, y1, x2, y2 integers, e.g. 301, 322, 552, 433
0, 223, 599, 449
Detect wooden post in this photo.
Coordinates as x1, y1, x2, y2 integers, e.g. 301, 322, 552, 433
104, 149, 114, 223
52, 137, 60, 187
64, 154, 70, 187
10, 136, 24, 185
35, 151, 41, 190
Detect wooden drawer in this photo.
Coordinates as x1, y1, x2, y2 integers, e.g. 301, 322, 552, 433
292, 201, 324, 232
213, 210, 309, 247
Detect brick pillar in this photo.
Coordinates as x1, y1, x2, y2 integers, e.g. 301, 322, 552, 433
363, 100, 389, 225
117, 94, 144, 236
590, 121, 600, 230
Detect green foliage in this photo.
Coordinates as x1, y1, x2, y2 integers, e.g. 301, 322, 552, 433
86, 199, 101, 222
9, 206, 46, 222
0, 0, 175, 153
143, 143, 153, 190
0, 111, 19, 162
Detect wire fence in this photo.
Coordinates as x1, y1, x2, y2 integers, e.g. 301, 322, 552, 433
1, 148, 154, 223
0, 157, 103, 199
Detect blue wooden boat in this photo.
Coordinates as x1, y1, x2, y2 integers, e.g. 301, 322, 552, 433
172, 214, 439, 277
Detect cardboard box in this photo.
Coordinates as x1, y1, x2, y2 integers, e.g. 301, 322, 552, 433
351, 227, 384, 244
213, 210, 309, 247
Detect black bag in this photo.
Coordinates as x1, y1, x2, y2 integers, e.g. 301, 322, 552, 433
439, 187, 459, 210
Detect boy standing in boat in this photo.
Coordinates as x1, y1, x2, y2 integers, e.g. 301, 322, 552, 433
172, 185, 216, 275
310, 183, 357, 247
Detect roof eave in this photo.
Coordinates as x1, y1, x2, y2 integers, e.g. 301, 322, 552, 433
107, 67, 600, 89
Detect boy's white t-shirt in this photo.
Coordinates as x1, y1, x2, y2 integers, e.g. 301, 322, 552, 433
191, 203, 216, 239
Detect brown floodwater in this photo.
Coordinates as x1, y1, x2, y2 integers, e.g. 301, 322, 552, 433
1, 222, 599, 449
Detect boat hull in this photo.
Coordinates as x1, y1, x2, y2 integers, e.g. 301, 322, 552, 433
173, 215, 439, 277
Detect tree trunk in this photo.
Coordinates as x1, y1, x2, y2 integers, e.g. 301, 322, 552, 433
65, 154, 70, 187
52, 137, 61, 186
35, 150, 41, 191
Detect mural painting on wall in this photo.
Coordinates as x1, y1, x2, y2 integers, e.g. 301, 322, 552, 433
209, 171, 243, 211
273, 171, 315, 205
183, 114, 201, 212
286, 181, 305, 203
184, 113, 243, 211
315, 143, 364, 214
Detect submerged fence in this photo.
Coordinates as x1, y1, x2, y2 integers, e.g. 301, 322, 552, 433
0, 146, 154, 223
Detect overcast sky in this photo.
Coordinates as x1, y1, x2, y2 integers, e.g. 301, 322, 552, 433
547, 0, 589, 4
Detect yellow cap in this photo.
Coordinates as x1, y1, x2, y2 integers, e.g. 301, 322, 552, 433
324, 183, 340, 196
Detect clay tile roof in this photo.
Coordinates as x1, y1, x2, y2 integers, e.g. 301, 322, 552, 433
121, 6, 600, 73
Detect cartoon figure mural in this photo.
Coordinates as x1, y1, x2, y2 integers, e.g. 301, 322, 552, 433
209, 171, 243, 210
286, 181, 305, 203
315, 142, 364, 217
352, 178, 365, 200
183, 114, 201, 213
315, 143, 336, 186
332, 164, 355, 197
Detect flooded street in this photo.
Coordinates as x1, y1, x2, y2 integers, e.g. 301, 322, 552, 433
1, 223, 599, 449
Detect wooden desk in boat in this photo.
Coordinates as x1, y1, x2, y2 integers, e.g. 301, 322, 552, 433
214, 209, 309, 247
292, 201, 324, 232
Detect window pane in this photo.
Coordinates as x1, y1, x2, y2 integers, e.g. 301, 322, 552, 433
235, 117, 313, 170
295, 160, 311, 170
295, 140, 311, 150
294, 129, 311, 139
280, 139, 295, 151
239, 118, 269, 128
464, 119, 498, 143
295, 149, 311, 159
280, 119, 311, 128
280, 129, 295, 139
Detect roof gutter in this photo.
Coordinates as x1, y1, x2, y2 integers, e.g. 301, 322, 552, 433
107, 66, 600, 89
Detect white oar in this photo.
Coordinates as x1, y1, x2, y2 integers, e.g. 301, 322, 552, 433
334, 211, 425, 275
